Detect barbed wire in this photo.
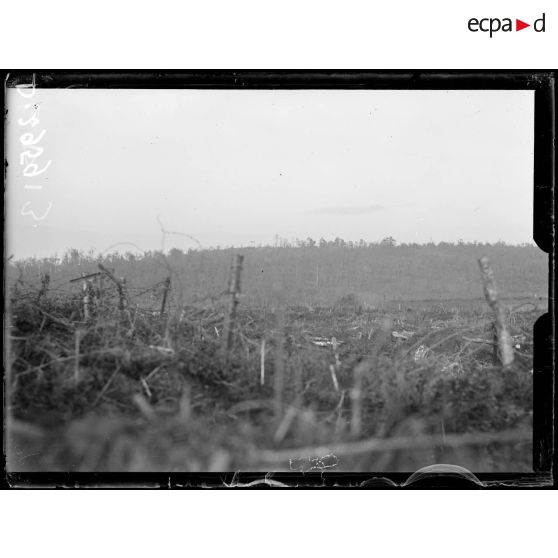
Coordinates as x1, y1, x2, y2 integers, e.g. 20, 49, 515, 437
7, 269, 545, 318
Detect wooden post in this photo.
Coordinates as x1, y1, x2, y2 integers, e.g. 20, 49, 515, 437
97, 264, 129, 312
98, 274, 104, 307
273, 306, 286, 422
36, 272, 50, 303
350, 361, 366, 437
478, 257, 514, 368
260, 338, 266, 386
223, 254, 244, 362
120, 277, 128, 311
74, 329, 82, 384
82, 279, 92, 321
491, 322, 499, 365
160, 277, 171, 316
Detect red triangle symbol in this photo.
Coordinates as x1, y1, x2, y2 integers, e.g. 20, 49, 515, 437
516, 19, 530, 31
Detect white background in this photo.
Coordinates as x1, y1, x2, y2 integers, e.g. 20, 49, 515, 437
2, 0, 555, 555
1, 491, 556, 556
1, 0, 556, 68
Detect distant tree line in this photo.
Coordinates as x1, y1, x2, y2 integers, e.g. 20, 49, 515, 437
211, 236, 536, 250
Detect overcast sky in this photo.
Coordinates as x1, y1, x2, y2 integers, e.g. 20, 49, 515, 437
6, 88, 534, 259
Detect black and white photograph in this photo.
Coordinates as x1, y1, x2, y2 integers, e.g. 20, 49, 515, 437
4, 73, 554, 483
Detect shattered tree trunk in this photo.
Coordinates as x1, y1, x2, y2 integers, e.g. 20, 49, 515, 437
36, 273, 50, 303
222, 255, 244, 364
478, 256, 514, 369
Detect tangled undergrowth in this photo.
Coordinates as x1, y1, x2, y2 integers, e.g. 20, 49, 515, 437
6, 287, 536, 473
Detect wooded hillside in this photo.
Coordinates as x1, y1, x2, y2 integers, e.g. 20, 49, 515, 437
9, 242, 547, 307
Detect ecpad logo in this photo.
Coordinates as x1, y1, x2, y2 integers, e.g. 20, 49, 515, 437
468, 13, 546, 37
